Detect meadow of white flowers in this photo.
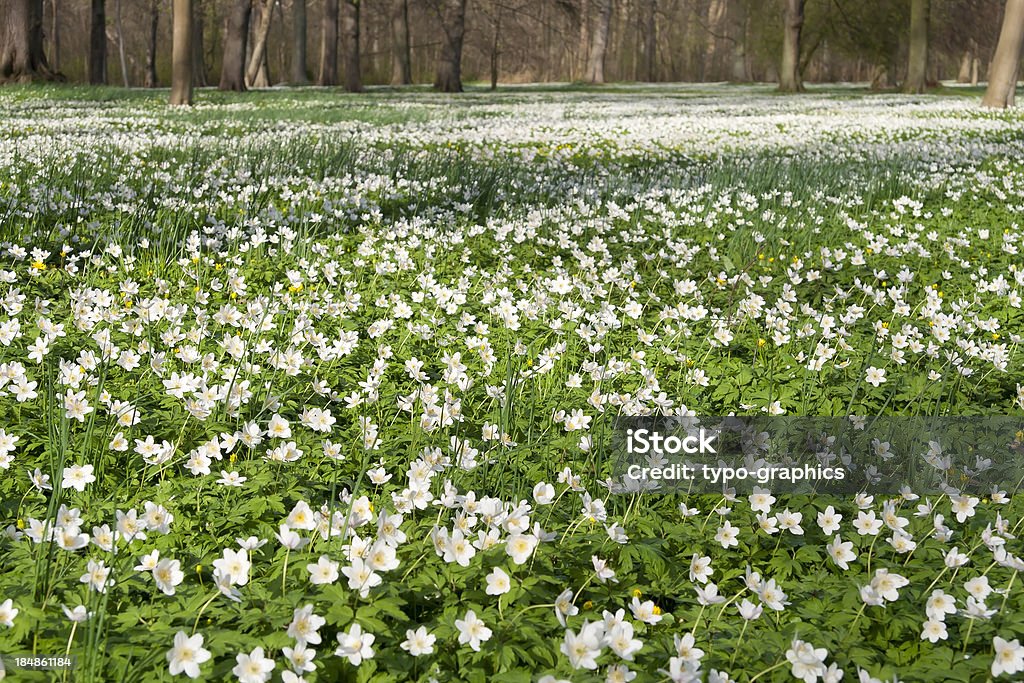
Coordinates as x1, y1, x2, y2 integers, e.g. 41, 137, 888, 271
0, 86, 1023, 682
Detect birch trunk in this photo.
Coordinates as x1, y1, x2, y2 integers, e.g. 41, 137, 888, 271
170, 0, 194, 104
983, 0, 1024, 108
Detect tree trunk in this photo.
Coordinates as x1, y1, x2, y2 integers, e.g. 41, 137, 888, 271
245, 0, 274, 87
583, 0, 611, 83
145, 0, 159, 86
1, 0, 56, 82
903, 0, 928, 93
170, 0, 194, 104
489, 7, 501, 90
730, 4, 748, 82
115, 0, 128, 85
390, 0, 410, 84
434, 0, 466, 92
957, 47, 972, 84
971, 56, 980, 86
341, 0, 360, 91
575, 0, 589, 80
50, 0, 60, 71
291, 0, 307, 82
639, 0, 656, 82
318, 0, 338, 85
89, 0, 106, 84
192, 0, 208, 86
983, 0, 1024, 108
704, 0, 726, 80
219, 0, 251, 90
870, 63, 891, 90
778, 0, 804, 92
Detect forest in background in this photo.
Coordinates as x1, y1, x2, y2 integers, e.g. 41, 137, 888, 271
0, 1, 1016, 91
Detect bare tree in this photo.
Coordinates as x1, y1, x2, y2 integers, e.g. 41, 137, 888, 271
219, 0, 251, 90
904, 0, 929, 93
246, 0, 275, 87
1, 0, 56, 82
391, 0, 411, 84
983, 0, 1024, 107
779, 0, 804, 91
318, 0, 338, 84
144, 0, 159, 86
435, 0, 467, 92
292, 0, 308, 82
50, 0, 60, 71
703, 0, 726, 80
341, 0, 361, 91
170, 0, 193, 104
488, 2, 502, 89
89, 0, 107, 83
639, 0, 656, 81
192, 0, 208, 85
115, 0, 128, 85
583, 0, 611, 82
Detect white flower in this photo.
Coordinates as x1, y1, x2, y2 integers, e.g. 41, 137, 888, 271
80, 559, 112, 593
217, 471, 247, 487
715, 521, 739, 548
629, 597, 662, 624
964, 576, 992, 602
153, 559, 185, 596
555, 588, 579, 627
533, 481, 555, 505
287, 604, 326, 646
993, 637, 1024, 678
560, 623, 602, 670
400, 626, 436, 656
0, 599, 18, 627
777, 509, 804, 535
135, 550, 160, 572
950, 495, 979, 523
920, 619, 947, 643
607, 622, 642, 661
505, 532, 539, 564
827, 536, 856, 571
213, 548, 250, 586
166, 631, 211, 679
485, 567, 512, 595
592, 555, 618, 583
282, 644, 316, 674
926, 590, 957, 621
61, 464, 95, 492
232, 647, 275, 683
341, 557, 382, 597
757, 578, 789, 611
853, 510, 882, 536
442, 529, 476, 567
307, 555, 339, 585
696, 582, 726, 606
689, 554, 713, 584
786, 639, 827, 683
455, 610, 492, 651
748, 486, 775, 514
817, 505, 842, 535
674, 632, 704, 663
864, 366, 886, 387
275, 525, 308, 551
738, 599, 762, 620
869, 568, 909, 602
61, 605, 92, 622
334, 623, 375, 665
